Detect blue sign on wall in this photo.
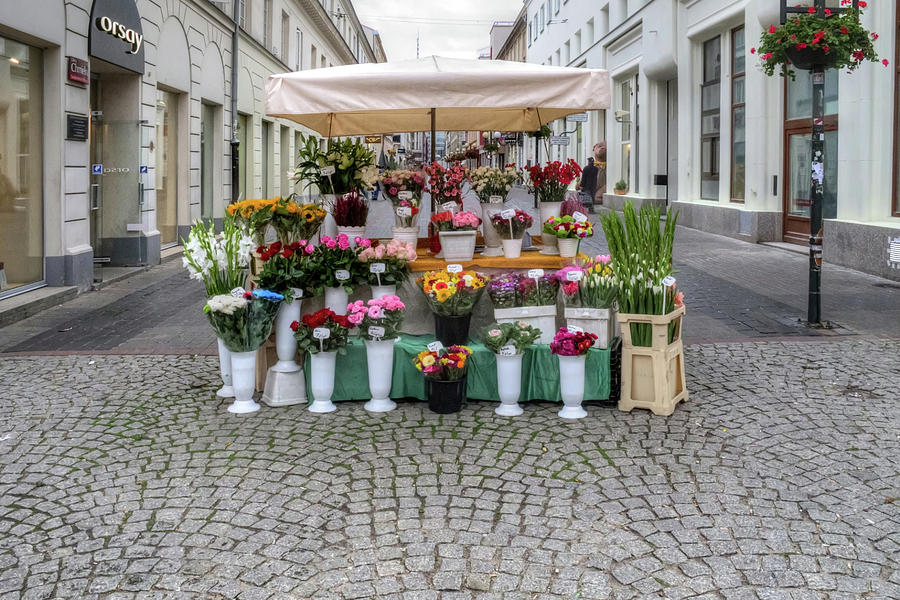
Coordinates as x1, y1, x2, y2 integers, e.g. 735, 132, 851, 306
92, 164, 103, 175
139, 165, 148, 174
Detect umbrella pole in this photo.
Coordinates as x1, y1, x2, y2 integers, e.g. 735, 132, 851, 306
430, 108, 436, 165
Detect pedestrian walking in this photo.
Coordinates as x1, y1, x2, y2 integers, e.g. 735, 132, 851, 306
577, 157, 599, 211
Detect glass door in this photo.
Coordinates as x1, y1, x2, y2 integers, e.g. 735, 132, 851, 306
200, 103, 214, 220
156, 90, 179, 247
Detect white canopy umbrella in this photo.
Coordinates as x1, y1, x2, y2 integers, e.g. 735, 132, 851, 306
265, 55, 610, 139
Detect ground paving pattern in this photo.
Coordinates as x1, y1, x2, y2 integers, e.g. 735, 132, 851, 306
2, 338, 899, 599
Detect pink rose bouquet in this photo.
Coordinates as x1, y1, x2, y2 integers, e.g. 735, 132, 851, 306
346, 295, 406, 340
356, 239, 418, 286
303, 233, 370, 295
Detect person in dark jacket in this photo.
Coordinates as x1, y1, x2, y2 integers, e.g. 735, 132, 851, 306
578, 158, 599, 207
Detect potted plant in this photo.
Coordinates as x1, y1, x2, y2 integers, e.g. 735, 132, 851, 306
413, 344, 474, 414
557, 256, 619, 349
330, 189, 370, 244
304, 233, 370, 315
483, 321, 542, 417
613, 180, 627, 195
486, 271, 559, 344
752, 3, 885, 79
490, 209, 534, 259
182, 218, 254, 400
269, 197, 328, 244
291, 308, 351, 413
205, 289, 284, 414
526, 159, 582, 256
469, 165, 521, 256
424, 161, 469, 255
347, 296, 406, 413
543, 215, 593, 258
418, 268, 486, 345
381, 169, 426, 246
357, 239, 417, 299
431, 210, 482, 262
550, 326, 598, 420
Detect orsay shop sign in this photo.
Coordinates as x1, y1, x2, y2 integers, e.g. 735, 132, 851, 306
89, 0, 144, 74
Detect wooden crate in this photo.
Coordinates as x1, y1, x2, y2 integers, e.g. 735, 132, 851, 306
617, 305, 687, 416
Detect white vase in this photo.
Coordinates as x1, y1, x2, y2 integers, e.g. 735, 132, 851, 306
364, 339, 396, 412
438, 230, 477, 261
322, 194, 338, 239
479, 204, 504, 257
272, 290, 302, 373
495, 353, 524, 416
215, 338, 235, 398
337, 225, 367, 246
557, 354, 587, 419
501, 238, 523, 259
558, 238, 579, 258
539, 202, 561, 255
324, 286, 349, 315
308, 351, 338, 413
371, 284, 397, 300
228, 350, 261, 414
392, 226, 419, 247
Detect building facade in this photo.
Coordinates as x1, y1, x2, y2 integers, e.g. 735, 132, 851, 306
0, 0, 379, 301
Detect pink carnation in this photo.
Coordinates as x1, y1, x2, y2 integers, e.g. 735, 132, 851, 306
367, 306, 384, 319
347, 311, 364, 325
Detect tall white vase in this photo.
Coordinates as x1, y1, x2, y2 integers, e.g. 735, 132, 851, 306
501, 238, 523, 259
558, 238, 579, 258
321, 194, 338, 239
495, 353, 524, 416
262, 289, 308, 407
371, 284, 397, 300
364, 339, 396, 412
308, 351, 338, 413
216, 338, 235, 398
228, 350, 261, 414
539, 202, 561, 255
392, 226, 419, 247
324, 286, 349, 315
557, 354, 587, 419
479, 204, 503, 257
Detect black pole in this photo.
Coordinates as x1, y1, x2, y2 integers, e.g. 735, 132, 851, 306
430, 109, 436, 164
534, 135, 540, 208
808, 64, 824, 324
230, 0, 240, 204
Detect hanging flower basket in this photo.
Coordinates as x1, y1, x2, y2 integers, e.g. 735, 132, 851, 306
783, 45, 838, 71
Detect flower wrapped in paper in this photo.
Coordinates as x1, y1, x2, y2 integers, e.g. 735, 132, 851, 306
205, 289, 284, 352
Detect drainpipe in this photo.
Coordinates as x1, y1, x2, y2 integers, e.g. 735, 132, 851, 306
230, 0, 240, 204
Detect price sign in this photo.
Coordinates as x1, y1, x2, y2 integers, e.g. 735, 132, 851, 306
398, 191, 413, 200
369, 263, 386, 274
427, 341, 444, 352
230, 287, 246, 298
368, 326, 385, 338
662, 275, 676, 287
567, 325, 584, 334
446, 264, 463, 274
335, 270, 351, 281
320, 165, 336, 176
528, 269, 544, 279
395, 206, 412, 217
441, 202, 457, 212
566, 270, 583, 282
500, 209, 515, 219
573, 211, 588, 223
313, 328, 331, 339
499, 345, 516, 357
489, 195, 504, 204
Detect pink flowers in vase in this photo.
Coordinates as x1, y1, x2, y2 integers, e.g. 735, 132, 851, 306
346, 295, 406, 340
550, 327, 598, 356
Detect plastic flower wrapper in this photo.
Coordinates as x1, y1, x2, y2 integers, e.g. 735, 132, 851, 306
413, 344, 473, 381
554, 265, 585, 305
517, 273, 559, 307
255, 240, 317, 301
482, 321, 542, 354
304, 234, 371, 295
418, 269, 486, 317
291, 308, 351, 354
346, 296, 406, 341
381, 169, 426, 227
487, 272, 519, 309
357, 240, 417, 286
182, 219, 253, 297
549, 327, 598, 357
205, 289, 284, 352
578, 256, 618, 309
490, 209, 533, 240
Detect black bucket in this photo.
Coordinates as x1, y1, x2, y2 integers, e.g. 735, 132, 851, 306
433, 313, 472, 346
426, 377, 467, 414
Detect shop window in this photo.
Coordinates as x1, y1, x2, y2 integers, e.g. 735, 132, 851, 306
155, 89, 180, 246
264, 0, 273, 49
281, 11, 289, 63
731, 27, 745, 202
239, 0, 248, 30
296, 29, 303, 70
700, 36, 720, 200
618, 78, 633, 189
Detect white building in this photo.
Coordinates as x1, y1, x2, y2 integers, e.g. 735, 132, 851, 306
0, 0, 380, 301
521, 0, 900, 281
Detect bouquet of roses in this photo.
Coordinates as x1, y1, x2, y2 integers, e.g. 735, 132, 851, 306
418, 269, 486, 316
491, 209, 533, 240
291, 308, 351, 354
468, 165, 519, 203
543, 215, 594, 239
255, 239, 316, 301
356, 240, 417, 286
226, 198, 277, 242
483, 321, 542, 355
346, 295, 406, 341
269, 197, 327, 243
292, 134, 376, 195
304, 233, 371, 294
413, 344, 473, 381
486, 272, 519, 309
381, 169, 426, 227
550, 327, 598, 357
527, 159, 582, 203
330, 189, 369, 227
182, 219, 254, 296
205, 288, 284, 352
424, 161, 468, 210
431, 211, 481, 232
517, 272, 559, 307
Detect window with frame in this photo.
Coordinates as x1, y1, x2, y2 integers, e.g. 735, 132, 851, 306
731, 27, 745, 202
540, 6, 545, 31
528, 23, 532, 46
700, 36, 721, 200
296, 29, 303, 70
619, 78, 633, 189
281, 11, 290, 62
239, 0, 248, 30
263, 0, 272, 48
554, 0, 560, 14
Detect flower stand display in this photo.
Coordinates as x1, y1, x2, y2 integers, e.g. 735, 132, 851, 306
392, 227, 419, 247
617, 305, 688, 416
262, 289, 308, 407
337, 226, 367, 245
564, 306, 616, 349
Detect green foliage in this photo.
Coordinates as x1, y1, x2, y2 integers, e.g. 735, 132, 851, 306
482, 321, 542, 354
293, 134, 376, 194
614, 179, 627, 192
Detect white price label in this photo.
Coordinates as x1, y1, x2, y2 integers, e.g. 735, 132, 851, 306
528, 269, 544, 279
573, 211, 588, 223
369, 263, 386, 274
567, 325, 584, 334
395, 206, 412, 217
427, 341, 444, 352
489, 195, 504, 204
313, 328, 331, 339
398, 191, 413, 200
368, 326, 385, 338
446, 264, 463, 273
500, 209, 515, 219
441, 202, 457, 211
662, 275, 676, 287
320, 165, 336, 176
566, 270, 583, 282
499, 345, 516, 357
335, 269, 351, 281
230, 287, 246, 298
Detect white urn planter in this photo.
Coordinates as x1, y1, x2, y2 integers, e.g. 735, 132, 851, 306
337, 226, 367, 246
321, 194, 338, 239
539, 202, 561, 255
215, 338, 235, 398
495, 353, 524, 416
324, 286, 349, 315
479, 204, 504, 257
364, 339, 397, 412
308, 351, 338, 413
438, 230, 477, 262
262, 289, 308, 407
392, 226, 419, 247
228, 350, 261, 414
371, 284, 397, 300
558, 238, 579, 258
557, 354, 587, 419
501, 238, 523, 259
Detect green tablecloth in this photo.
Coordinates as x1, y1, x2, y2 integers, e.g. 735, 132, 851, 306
303, 334, 611, 402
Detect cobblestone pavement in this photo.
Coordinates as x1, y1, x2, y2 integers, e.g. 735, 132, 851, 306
1, 338, 899, 599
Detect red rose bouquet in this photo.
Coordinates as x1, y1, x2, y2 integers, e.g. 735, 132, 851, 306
291, 308, 351, 354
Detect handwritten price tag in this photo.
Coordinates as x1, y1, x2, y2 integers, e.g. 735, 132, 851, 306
335, 269, 351, 281
441, 202, 457, 212
313, 328, 331, 339
230, 287, 246, 298
395, 206, 412, 217
427, 341, 444, 352
567, 325, 584, 334
446, 264, 463, 274
566, 270, 583, 282
370, 263, 386, 274
573, 211, 588, 223
489, 195, 504, 204
528, 269, 544, 279
398, 191, 413, 200
500, 209, 515, 219
499, 345, 516, 357
368, 326, 385, 338
320, 165, 336, 176
662, 275, 676, 287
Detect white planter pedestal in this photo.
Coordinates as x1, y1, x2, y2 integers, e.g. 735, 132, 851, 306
262, 291, 308, 407
557, 354, 587, 419
321, 194, 338, 239
308, 351, 338, 413
337, 226, 367, 245
438, 230, 477, 261
229, 350, 261, 414
364, 339, 396, 412
371, 284, 397, 300
479, 204, 503, 257
216, 338, 235, 398
324, 286, 349, 315
558, 238, 579, 258
501, 238, 523, 259
495, 353, 524, 416
539, 202, 560, 255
